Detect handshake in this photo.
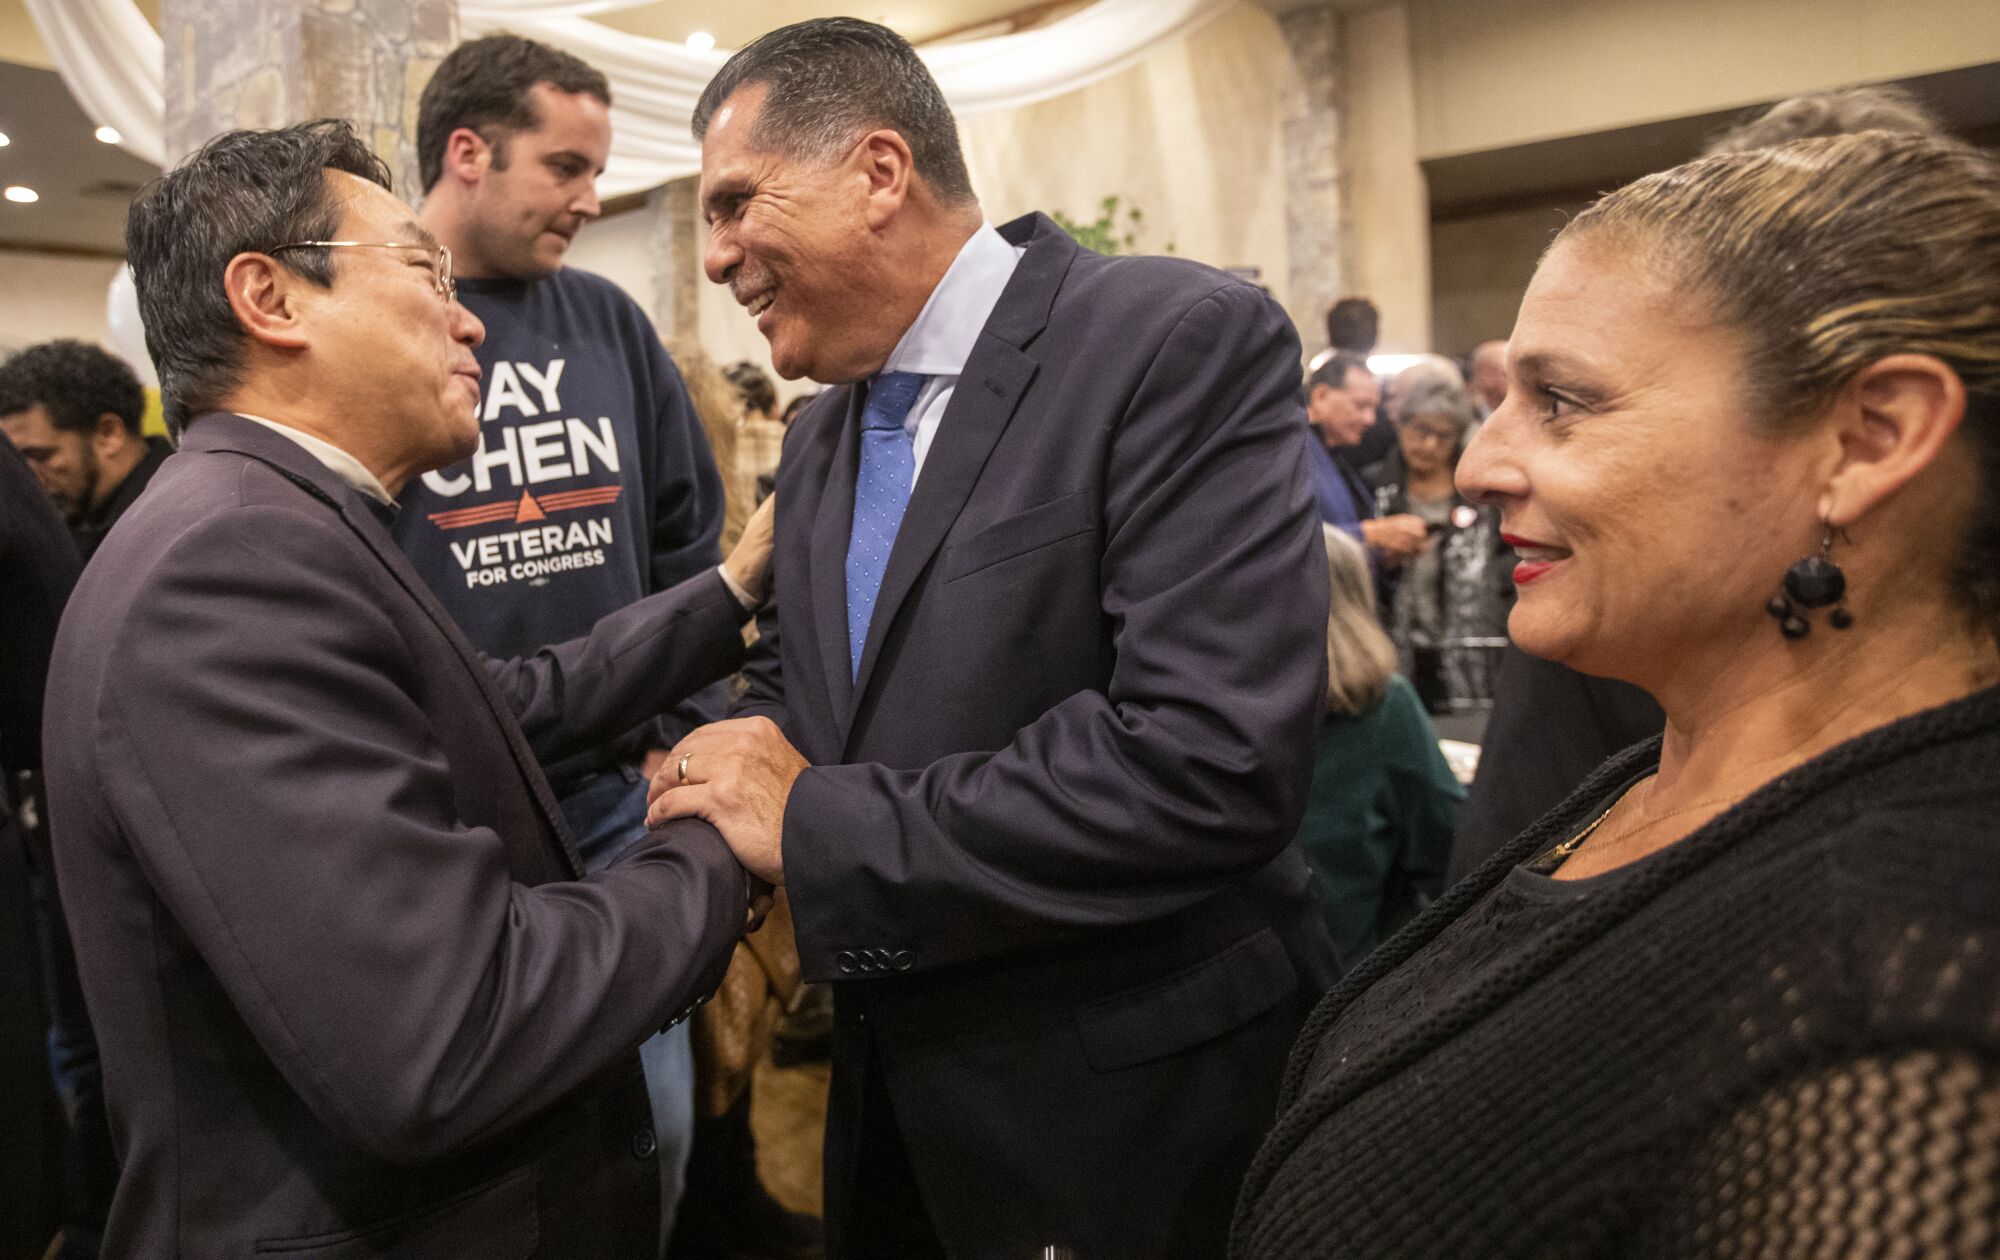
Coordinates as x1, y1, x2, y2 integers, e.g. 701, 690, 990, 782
644, 716, 805, 895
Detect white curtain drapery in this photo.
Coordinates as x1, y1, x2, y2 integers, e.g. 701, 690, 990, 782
28, 0, 1227, 197
23, 0, 166, 166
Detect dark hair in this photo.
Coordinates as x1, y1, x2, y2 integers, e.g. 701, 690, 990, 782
1564, 131, 2000, 633
1308, 351, 1373, 394
691, 17, 975, 205
125, 119, 391, 436
724, 361, 778, 416
417, 34, 611, 193
780, 393, 816, 427
1703, 84, 1943, 157
1325, 297, 1379, 353
0, 339, 145, 437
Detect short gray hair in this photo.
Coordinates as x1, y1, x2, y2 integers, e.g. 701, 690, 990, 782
1393, 378, 1480, 439
691, 18, 975, 205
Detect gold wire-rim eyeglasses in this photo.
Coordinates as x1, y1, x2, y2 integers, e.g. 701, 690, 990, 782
268, 240, 456, 304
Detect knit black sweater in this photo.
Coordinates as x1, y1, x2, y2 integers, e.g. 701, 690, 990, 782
1234, 684, 2000, 1259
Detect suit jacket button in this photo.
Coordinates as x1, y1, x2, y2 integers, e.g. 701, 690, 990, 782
836, 950, 857, 974
892, 950, 914, 972
632, 1127, 658, 1160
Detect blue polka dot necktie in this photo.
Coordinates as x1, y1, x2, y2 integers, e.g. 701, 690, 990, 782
845, 371, 927, 680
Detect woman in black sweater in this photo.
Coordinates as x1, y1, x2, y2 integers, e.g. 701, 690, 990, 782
1234, 131, 2000, 1258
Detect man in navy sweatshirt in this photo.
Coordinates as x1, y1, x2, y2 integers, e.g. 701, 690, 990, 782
395, 35, 727, 1249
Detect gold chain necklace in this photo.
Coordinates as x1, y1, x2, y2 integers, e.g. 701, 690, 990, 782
1544, 781, 1748, 866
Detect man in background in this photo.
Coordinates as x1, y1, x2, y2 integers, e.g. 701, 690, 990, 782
1306, 351, 1427, 567
0, 340, 169, 560
396, 35, 729, 1245
0, 434, 107, 1260
1324, 295, 1378, 356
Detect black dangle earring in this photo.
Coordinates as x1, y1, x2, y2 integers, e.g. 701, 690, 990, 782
1766, 527, 1854, 640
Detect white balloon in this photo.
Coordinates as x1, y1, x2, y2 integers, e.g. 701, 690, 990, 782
106, 263, 159, 388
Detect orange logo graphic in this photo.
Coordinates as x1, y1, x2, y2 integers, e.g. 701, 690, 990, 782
428, 485, 623, 531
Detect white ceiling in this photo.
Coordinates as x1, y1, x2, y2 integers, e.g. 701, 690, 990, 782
592, 0, 1071, 49
0, 58, 158, 253
0, 0, 1071, 252
0, 0, 1077, 68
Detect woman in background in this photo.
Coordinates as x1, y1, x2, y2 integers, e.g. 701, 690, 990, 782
1294, 527, 1462, 973
1366, 380, 1511, 711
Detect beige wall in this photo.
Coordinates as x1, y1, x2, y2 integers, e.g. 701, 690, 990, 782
0, 249, 120, 354
956, 2, 1295, 329
1429, 200, 1581, 357
1409, 0, 2000, 159
1401, 0, 2000, 356
566, 2, 1300, 381
1340, 3, 1430, 353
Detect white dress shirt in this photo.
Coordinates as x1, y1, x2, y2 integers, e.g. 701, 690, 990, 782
239, 413, 397, 505
881, 224, 1026, 486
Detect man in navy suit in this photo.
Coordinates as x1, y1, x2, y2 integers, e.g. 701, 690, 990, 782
649, 20, 1337, 1259
1304, 349, 1428, 561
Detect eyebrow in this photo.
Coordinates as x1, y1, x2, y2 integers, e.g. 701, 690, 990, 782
1507, 350, 1578, 380
393, 222, 441, 250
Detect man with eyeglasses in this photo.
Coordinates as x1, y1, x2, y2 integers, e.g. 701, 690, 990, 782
391, 41, 732, 1242
38, 118, 774, 1257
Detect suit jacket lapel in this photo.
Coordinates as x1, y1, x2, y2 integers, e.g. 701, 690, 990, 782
842, 213, 1075, 732
186, 414, 584, 881
809, 385, 864, 727
334, 493, 586, 880
847, 341, 1037, 718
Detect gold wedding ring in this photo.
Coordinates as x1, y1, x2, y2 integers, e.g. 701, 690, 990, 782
677, 753, 691, 785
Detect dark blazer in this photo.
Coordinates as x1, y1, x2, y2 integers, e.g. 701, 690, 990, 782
0, 434, 79, 784
726, 214, 1337, 1258
41, 414, 751, 1258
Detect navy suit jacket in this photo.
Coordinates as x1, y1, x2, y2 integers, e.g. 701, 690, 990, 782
703, 214, 1337, 1258
42, 413, 750, 1258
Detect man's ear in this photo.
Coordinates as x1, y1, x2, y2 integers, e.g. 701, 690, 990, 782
90, 412, 130, 457
223, 253, 313, 352
1821, 353, 1968, 527
856, 128, 915, 231
442, 126, 493, 187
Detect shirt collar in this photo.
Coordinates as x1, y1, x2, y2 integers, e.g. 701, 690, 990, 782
234, 414, 396, 505
882, 224, 1025, 378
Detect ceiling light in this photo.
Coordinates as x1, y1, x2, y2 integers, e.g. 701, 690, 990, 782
5, 185, 40, 204
685, 31, 716, 52
95, 125, 122, 144
0, 131, 10, 147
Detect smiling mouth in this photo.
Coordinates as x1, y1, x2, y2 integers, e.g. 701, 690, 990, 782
745, 289, 775, 318
1502, 533, 1570, 563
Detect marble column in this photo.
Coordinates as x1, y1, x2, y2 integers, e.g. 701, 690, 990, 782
1276, 2, 1345, 351
159, 0, 456, 201
647, 176, 702, 342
